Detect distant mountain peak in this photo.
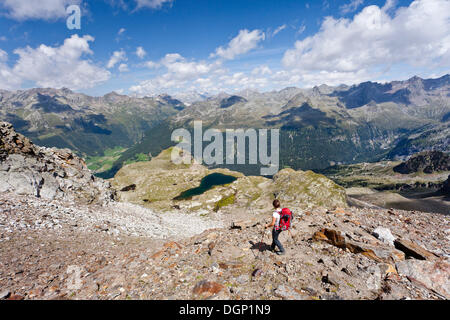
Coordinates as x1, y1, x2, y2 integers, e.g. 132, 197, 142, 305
105, 91, 124, 97
219, 95, 247, 109
408, 75, 423, 81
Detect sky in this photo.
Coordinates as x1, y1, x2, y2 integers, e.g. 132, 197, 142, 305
0, 0, 449, 97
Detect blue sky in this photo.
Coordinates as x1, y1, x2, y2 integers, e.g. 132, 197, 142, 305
0, 0, 449, 97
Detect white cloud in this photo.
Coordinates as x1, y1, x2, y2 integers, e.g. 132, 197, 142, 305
0, 0, 81, 20
272, 24, 287, 37
340, 0, 364, 14
252, 65, 272, 76
118, 64, 129, 72
0, 50, 22, 90
130, 58, 283, 96
144, 60, 160, 69
107, 49, 127, 69
282, 0, 450, 84
8, 35, 110, 90
382, 0, 397, 12
211, 29, 266, 60
106, 0, 173, 12
0, 49, 7, 62
135, 0, 173, 9
115, 28, 128, 42
299, 70, 373, 88
129, 0, 450, 96
136, 46, 147, 59
161, 54, 219, 80
130, 53, 224, 95
297, 25, 306, 35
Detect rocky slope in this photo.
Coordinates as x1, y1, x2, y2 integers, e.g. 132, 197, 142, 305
321, 158, 450, 192
0, 122, 114, 204
393, 151, 450, 174
0, 191, 448, 300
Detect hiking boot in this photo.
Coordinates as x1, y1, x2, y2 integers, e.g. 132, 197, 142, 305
276, 251, 286, 256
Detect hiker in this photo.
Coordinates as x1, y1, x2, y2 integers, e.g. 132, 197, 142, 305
264, 199, 286, 255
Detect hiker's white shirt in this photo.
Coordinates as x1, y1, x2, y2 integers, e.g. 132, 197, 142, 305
273, 208, 282, 228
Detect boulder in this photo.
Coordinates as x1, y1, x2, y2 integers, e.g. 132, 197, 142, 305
313, 228, 404, 263
373, 227, 396, 247
394, 239, 437, 260
192, 280, 225, 299
396, 259, 450, 298
371, 247, 405, 263
0, 290, 10, 299
120, 184, 136, 192
274, 285, 309, 300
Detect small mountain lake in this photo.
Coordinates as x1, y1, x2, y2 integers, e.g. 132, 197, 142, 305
173, 173, 237, 201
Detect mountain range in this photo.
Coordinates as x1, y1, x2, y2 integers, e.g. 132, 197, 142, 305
0, 88, 183, 159
1, 74, 449, 178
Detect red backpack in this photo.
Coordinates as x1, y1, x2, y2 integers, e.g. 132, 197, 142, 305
275, 208, 293, 231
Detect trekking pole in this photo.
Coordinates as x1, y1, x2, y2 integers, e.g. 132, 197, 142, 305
259, 228, 266, 252
288, 211, 302, 245
288, 229, 296, 245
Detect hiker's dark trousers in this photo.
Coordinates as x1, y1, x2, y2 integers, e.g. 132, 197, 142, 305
271, 229, 285, 253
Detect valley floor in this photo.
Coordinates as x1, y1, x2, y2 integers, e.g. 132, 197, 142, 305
347, 188, 450, 215
0, 192, 449, 300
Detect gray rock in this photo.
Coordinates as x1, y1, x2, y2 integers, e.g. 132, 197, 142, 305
274, 285, 309, 300
235, 274, 249, 284
365, 265, 382, 291
0, 122, 115, 204
0, 290, 10, 299
373, 227, 396, 246
396, 259, 450, 299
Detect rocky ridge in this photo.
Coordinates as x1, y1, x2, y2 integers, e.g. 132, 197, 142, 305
393, 151, 450, 174
0, 122, 114, 204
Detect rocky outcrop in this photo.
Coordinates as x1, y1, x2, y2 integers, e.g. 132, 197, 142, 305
0, 122, 115, 204
396, 259, 450, 299
273, 169, 347, 210
394, 239, 438, 261
393, 151, 450, 174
